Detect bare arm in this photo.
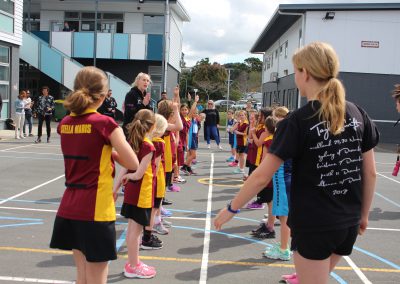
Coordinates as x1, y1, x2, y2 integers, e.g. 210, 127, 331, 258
113, 167, 128, 199
110, 127, 139, 170
123, 153, 153, 182
359, 149, 377, 235
172, 85, 180, 104
253, 131, 268, 147
214, 153, 283, 230
188, 95, 199, 118
167, 102, 183, 132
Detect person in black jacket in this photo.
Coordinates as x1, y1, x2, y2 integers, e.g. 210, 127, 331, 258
122, 72, 152, 137
98, 89, 117, 120
202, 100, 222, 149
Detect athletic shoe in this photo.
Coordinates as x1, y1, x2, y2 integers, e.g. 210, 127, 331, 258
246, 201, 265, 210
187, 167, 197, 175
180, 166, 190, 176
281, 273, 297, 281
124, 261, 156, 279
15, 136, 20, 140
228, 161, 238, 167
254, 228, 276, 239
34, 138, 41, 143
153, 222, 169, 235
280, 273, 298, 284
261, 218, 280, 225
226, 156, 235, 162
150, 234, 163, 245
218, 145, 223, 150
167, 184, 181, 192
162, 218, 172, 228
162, 199, 173, 206
161, 207, 172, 217
47, 137, 50, 143
251, 223, 266, 235
29, 133, 34, 137
173, 176, 186, 184
263, 245, 291, 261
141, 236, 163, 250
192, 159, 197, 165
207, 144, 210, 149
233, 168, 245, 174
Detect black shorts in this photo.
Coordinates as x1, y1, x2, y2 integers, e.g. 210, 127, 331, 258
121, 203, 152, 226
236, 145, 247, 153
248, 163, 257, 175
50, 216, 117, 262
291, 225, 359, 260
257, 186, 273, 203
154, 197, 162, 209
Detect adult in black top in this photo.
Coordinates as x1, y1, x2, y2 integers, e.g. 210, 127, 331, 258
215, 42, 379, 283
156, 91, 167, 107
202, 100, 221, 149
122, 72, 152, 137
98, 89, 117, 119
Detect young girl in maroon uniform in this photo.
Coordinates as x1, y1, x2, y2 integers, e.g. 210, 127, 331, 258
50, 66, 139, 284
231, 110, 248, 174
114, 109, 157, 279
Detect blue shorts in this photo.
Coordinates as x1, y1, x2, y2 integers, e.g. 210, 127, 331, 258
272, 164, 289, 216
190, 134, 198, 150
228, 133, 236, 148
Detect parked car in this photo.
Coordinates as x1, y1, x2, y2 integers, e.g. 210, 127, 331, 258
232, 100, 247, 110
214, 100, 236, 111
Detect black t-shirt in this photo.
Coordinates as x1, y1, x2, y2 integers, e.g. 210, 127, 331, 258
202, 109, 220, 126
269, 100, 379, 232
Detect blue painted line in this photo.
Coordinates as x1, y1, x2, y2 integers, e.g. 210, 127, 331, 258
0, 222, 43, 228
353, 246, 400, 270
116, 227, 127, 252
330, 272, 347, 284
375, 192, 400, 208
0, 216, 42, 221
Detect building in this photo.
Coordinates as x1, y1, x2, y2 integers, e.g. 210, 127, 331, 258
251, 2, 400, 143
1, 0, 23, 129
19, 0, 189, 111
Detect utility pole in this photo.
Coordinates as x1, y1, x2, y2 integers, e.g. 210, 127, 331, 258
93, 0, 98, 67
162, 0, 170, 93
226, 68, 232, 136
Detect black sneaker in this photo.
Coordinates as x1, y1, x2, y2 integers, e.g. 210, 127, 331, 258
162, 199, 173, 206
255, 229, 276, 239
34, 138, 41, 143
151, 234, 163, 245
141, 235, 163, 250
47, 137, 50, 143
251, 223, 266, 235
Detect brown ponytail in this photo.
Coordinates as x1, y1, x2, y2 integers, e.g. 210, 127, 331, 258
64, 66, 108, 114
127, 109, 155, 153
293, 42, 346, 135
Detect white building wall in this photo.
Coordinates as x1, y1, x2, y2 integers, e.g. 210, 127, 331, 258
0, 0, 23, 46
124, 13, 143, 34
305, 10, 400, 75
262, 18, 302, 84
169, 10, 183, 71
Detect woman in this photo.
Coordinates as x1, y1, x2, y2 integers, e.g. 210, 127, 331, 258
50, 66, 139, 284
202, 100, 222, 149
122, 72, 152, 137
14, 90, 26, 139
214, 42, 379, 284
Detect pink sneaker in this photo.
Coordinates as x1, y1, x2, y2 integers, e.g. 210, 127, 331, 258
246, 201, 265, 210
167, 184, 181, 192
124, 262, 156, 279
228, 161, 238, 167
281, 273, 298, 284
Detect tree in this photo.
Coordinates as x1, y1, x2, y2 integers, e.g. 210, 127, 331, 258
244, 57, 263, 72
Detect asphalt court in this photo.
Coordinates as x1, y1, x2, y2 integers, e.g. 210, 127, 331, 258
0, 135, 399, 283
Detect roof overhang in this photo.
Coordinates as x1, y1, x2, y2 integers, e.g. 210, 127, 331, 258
251, 2, 400, 53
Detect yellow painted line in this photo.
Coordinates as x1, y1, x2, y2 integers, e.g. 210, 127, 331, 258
197, 177, 243, 188
1, 246, 399, 273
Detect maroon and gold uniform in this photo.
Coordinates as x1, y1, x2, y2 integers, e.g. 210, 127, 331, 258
163, 131, 174, 173
152, 137, 166, 198
179, 114, 191, 148
263, 134, 274, 188
254, 124, 266, 166
56, 109, 118, 222
236, 122, 248, 146
123, 138, 156, 209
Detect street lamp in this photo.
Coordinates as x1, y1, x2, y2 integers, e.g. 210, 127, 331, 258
226, 68, 232, 137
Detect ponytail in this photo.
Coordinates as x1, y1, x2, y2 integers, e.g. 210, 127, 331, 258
317, 78, 346, 135
128, 109, 156, 153
64, 88, 93, 114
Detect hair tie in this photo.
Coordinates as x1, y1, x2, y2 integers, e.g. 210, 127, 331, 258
80, 87, 90, 96
328, 76, 334, 80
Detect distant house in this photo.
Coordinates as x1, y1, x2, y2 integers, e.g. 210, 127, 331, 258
251, 2, 400, 143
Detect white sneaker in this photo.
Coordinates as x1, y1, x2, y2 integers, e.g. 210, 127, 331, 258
218, 145, 223, 150
15, 136, 20, 140
207, 144, 211, 149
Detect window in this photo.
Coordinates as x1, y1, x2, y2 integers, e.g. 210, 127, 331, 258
65, 12, 80, 19
144, 15, 165, 34
271, 53, 273, 67
0, 0, 14, 34
275, 49, 278, 59
299, 29, 302, 47
279, 45, 283, 56
0, 45, 10, 100
285, 41, 288, 58
64, 11, 124, 33
103, 13, 123, 20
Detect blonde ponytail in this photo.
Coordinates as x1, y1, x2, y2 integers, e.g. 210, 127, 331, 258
128, 109, 155, 153
293, 42, 346, 135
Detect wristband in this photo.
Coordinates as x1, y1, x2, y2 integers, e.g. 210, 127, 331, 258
227, 202, 240, 214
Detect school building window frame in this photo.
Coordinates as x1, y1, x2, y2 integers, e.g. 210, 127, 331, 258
0, 45, 10, 101
0, 0, 15, 34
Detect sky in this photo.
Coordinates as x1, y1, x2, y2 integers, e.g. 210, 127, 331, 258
179, 0, 400, 67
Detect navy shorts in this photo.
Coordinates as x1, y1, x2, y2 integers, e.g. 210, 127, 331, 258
228, 133, 235, 147
236, 145, 247, 153
190, 134, 198, 150
291, 225, 359, 260
50, 216, 117, 262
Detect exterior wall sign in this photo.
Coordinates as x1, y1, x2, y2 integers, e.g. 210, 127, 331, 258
361, 41, 379, 48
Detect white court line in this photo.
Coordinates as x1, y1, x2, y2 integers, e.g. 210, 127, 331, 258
377, 172, 400, 185
375, 162, 394, 165
199, 153, 214, 284
168, 216, 206, 221
0, 206, 57, 213
0, 175, 65, 205
2, 150, 63, 156
367, 227, 400, 232
0, 276, 74, 283
0, 144, 33, 152
343, 256, 372, 284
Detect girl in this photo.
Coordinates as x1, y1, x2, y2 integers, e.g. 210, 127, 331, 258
177, 103, 191, 178
115, 109, 157, 279
14, 90, 26, 139
244, 109, 258, 180
226, 109, 237, 162
215, 42, 379, 284
263, 106, 292, 261
181, 94, 200, 175
231, 110, 248, 174
50, 66, 139, 284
